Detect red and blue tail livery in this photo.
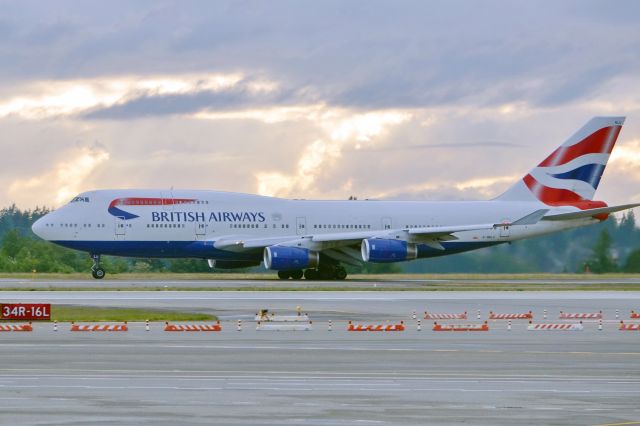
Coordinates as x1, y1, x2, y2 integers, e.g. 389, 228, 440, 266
498, 117, 624, 208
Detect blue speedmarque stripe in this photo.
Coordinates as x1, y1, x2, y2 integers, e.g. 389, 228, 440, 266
52, 240, 503, 260
107, 206, 139, 220
550, 163, 605, 189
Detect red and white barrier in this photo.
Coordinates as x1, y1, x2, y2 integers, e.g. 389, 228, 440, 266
489, 311, 532, 320
432, 321, 489, 332
619, 321, 640, 331
348, 321, 405, 332
424, 312, 467, 320
164, 322, 222, 332
0, 323, 33, 332
527, 323, 583, 331
559, 311, 602, 320
630, 311, 640, 319
70, 323, 128, 332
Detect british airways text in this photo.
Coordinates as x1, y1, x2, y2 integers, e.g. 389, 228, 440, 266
151, 211, 266, 223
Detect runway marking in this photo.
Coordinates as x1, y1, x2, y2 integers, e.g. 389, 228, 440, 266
2, 373, 640, 385
592, 422, 640, 426
2, 383, 640, 395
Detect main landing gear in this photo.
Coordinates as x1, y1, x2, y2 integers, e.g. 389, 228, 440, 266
91, 254, 106, 279
278, 264, 347, 281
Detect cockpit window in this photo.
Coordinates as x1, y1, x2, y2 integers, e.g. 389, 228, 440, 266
70, 196, 90, 203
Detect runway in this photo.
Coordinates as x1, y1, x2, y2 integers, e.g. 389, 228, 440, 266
2, 276, 640, 290
1, 287, 639, 425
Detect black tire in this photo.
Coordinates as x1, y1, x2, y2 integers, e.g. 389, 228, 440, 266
290, 270, 304, 280
277, 270, 291, 280
92, 267, 106, 279
317, 268, 333, 280
304, 269, 318, 280
335, 267, 347, 280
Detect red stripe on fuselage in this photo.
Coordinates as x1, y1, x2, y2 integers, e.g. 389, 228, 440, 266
108, 198, 196, 208
538, 126, 621, 167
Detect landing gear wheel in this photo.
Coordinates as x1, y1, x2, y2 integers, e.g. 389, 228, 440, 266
335, 266, 347, 280
92, 267, 105, 279
290, 270, 304, 280
304, 269, 318, 280
90, 254, 105, 280
278, 270, 291, 280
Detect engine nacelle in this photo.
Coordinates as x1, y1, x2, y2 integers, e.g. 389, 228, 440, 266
207, 259, 261, 269
361, 239, 418, 263
263, 246, 320, 270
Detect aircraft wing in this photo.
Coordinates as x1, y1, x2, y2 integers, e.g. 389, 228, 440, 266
542, 203, 640, 221
212, 208, 553, 255
213, 210, 548, 253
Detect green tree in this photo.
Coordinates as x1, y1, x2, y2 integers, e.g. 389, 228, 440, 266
2, 229, 23, 258
584, 229, 618, 273
623, 248, 640, 272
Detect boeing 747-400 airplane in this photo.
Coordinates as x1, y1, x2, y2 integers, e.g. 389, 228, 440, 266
32, 116, 638, 280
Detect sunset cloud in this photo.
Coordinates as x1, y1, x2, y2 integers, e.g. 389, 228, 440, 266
0, 1, 639, 210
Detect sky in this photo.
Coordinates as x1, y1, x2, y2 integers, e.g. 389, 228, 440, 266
1, 0, 640, 209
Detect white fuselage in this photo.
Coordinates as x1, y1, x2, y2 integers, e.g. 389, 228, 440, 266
32, 189, 596, 263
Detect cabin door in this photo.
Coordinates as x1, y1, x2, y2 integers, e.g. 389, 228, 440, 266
499, 219, 511, 238
115, 216, 126, 237
296, 217, 307, 235
195, 222, 207, 240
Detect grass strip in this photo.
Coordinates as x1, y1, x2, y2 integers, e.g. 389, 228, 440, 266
3, 283, 640, 291
46, 305, 216, 322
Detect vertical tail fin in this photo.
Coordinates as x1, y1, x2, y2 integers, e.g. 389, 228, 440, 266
496, 116, 625, 206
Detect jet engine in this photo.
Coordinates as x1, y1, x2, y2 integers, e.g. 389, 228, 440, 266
263, 246, 320, 270
207, 259, 261, 269
361, 239, 418, 263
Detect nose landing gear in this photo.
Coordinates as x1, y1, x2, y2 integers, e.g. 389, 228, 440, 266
91, 254, 105, 279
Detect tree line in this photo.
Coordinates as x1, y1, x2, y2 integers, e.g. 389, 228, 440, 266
0, 204, 638, 274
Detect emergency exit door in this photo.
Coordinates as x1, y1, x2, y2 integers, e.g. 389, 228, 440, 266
296, 217, 306, 235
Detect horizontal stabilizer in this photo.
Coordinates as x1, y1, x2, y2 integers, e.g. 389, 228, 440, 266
543, 203, 640, 221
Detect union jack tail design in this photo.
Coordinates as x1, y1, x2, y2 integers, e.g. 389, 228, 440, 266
497, 117, 625, 208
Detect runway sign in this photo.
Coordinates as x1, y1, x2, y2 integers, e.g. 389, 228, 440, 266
1, 303, 50, 321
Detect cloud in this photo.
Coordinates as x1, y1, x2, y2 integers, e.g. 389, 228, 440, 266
1, 1, 640, 210
0, 73, 245, 119
256, 110, 411, 197
7, 145, 110, 207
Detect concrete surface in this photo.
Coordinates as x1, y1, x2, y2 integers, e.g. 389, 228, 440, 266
0, 288, 639, 425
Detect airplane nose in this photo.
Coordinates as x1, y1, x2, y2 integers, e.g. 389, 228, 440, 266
31, 217, 46, 239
